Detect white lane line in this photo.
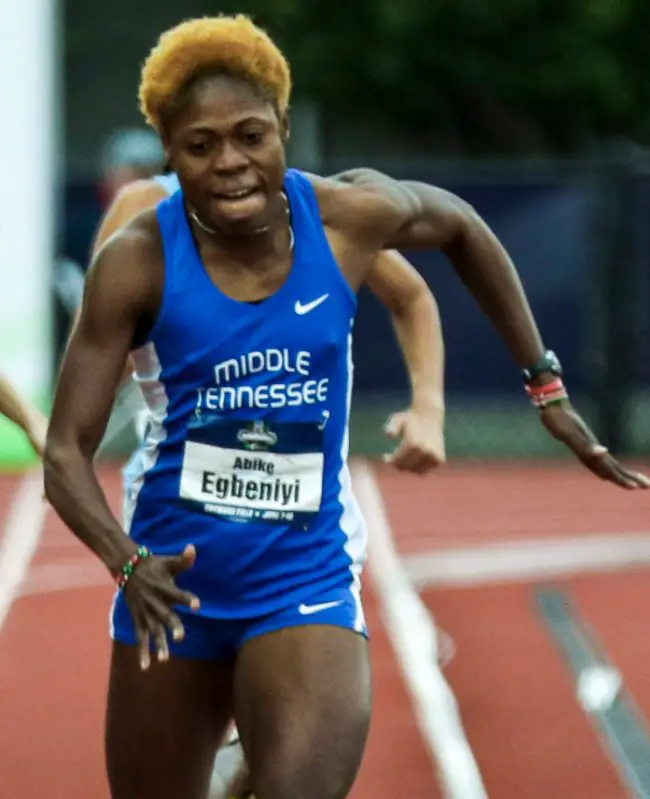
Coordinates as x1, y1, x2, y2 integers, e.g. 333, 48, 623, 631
352, 460, 488, 799
0, 470, 48, 630
402, 532, 650, 589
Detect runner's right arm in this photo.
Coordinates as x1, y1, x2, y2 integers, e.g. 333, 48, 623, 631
45, 219, 158, 569
45, 215, 198, 669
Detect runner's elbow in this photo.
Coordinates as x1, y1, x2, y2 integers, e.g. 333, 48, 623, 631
43, 435, 85, 493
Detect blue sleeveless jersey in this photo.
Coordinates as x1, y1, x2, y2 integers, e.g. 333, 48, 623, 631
126, 169, 367, 618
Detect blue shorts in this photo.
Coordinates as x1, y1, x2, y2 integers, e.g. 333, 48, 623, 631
110, 578, 367, 660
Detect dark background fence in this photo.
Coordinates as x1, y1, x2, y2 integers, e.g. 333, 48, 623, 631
55, 149, 650, 460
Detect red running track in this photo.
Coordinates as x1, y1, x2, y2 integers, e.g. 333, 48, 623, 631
0, 466, 441, 799
376, 459, 650, 799
1, 459, 649, 798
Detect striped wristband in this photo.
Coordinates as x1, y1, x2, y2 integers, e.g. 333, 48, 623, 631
525, 378, 569, 409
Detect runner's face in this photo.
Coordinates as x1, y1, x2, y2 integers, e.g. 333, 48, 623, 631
166, 74, 287, 235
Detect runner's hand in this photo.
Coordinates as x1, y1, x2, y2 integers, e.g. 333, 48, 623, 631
383, 406, 446, 474
540, 402, 650, 490
122, 544, 200, 670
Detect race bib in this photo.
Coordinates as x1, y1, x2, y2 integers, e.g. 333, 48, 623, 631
179, 417, 324, 524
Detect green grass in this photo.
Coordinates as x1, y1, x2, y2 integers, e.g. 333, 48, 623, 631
0, 415, 40, 471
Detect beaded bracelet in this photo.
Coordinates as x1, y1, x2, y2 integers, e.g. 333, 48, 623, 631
116, 545, 152, 589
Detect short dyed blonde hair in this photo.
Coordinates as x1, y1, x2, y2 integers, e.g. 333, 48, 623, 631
139, 15, 292, 132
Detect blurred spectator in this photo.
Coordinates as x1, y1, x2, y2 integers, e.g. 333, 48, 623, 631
98, 127, 165, 206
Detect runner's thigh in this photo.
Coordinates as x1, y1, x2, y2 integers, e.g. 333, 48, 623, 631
234, 625, 371, 799
106, 642, 234, 799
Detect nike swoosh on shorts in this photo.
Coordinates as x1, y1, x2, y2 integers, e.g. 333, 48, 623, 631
298, 600, 344, 615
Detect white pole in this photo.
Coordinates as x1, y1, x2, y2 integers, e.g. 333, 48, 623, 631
0, 0, 58, 411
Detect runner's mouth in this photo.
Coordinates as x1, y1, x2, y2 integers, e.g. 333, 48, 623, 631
211, 187, 261, 200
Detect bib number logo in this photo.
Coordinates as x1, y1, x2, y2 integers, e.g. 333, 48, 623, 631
237, 420, 278, 451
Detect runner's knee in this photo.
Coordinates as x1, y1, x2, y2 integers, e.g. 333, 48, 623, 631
251, 699, 370, 799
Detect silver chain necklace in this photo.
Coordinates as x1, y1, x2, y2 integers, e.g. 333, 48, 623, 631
189, 192, 294, 252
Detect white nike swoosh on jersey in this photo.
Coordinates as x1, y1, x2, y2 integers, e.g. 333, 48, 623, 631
298, 600, 344, 615
294, 293, 330, 315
